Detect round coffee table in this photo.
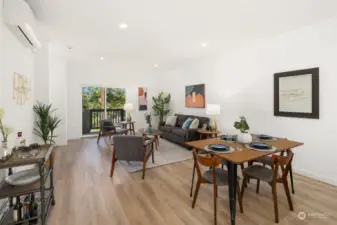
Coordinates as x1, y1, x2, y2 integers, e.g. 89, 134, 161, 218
197, 129, 220, 140
139, 128, 162, 150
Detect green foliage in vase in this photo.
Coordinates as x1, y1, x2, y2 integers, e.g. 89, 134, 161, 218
234, 116, 250, 133
145, 112, 152, 127
33, 102, 62, 144
152, 92, 171, 125
0, 108, 13, 143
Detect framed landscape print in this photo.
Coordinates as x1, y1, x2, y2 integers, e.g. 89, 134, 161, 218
138, 87, 147, 111
274, 67, 319, 119
185, 84, 205, 108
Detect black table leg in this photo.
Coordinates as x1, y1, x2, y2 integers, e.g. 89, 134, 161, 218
227, 162, 237, 225
289, 165, 295, 194
190, 161, 196, 197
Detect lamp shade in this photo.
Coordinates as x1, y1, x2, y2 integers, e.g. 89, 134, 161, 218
206, 104, 220, 116
123, 103, 134, 111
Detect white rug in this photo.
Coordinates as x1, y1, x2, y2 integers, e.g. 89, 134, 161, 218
117, 138, 192, 173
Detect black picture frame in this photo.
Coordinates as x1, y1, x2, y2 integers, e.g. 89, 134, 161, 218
274, 67, 319, 119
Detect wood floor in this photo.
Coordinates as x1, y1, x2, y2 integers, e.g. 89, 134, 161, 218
47, 138, 337, 225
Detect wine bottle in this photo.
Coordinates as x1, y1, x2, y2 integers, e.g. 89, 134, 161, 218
29, 193, 38, 224
13, 196, 22, 224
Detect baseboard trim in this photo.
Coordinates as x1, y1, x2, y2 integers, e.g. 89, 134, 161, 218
293, 168, 337, 187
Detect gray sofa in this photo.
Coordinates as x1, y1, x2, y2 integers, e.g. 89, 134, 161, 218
159, 114, 209, 146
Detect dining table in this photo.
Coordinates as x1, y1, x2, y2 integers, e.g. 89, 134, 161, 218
185, 136, 304, 225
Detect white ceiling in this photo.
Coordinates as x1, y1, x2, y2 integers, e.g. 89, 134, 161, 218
27, 0, 337, 68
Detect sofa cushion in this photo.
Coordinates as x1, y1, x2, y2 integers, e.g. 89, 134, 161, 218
189, 118, 199, 129
182, 117, 193, 129
175, 114, 189, 127
172, 127, 186, 137
165, 116, 177, 126
159, 126, 173, 133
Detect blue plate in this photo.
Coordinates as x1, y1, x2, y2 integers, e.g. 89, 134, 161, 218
250, 142, 270, 149
220, 135, 237, 142
259, 134, 273, 140
210, 144, 230, 152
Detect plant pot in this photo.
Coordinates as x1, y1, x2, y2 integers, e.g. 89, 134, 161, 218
238, 132, 252, 144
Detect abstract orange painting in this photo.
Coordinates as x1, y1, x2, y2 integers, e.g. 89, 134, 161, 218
185, 84, 205, 108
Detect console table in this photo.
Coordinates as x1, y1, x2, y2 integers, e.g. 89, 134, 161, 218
120, 121, 136, 135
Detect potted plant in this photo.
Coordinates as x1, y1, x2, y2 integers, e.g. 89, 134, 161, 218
145, 112, 152, 133
33, 102, 62, 168
152, 92, 171, 126
234, 116, 252, 144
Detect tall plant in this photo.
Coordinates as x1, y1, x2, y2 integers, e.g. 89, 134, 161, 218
33, 102, 62, 144
0, 108, 13, 145
152, 92, 171, 125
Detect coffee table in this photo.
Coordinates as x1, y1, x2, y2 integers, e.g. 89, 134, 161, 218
139, 128, 161, 150
197, 129, 220, 140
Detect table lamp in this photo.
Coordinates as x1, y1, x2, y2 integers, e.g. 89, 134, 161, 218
123, 103, 134, 122
206, 104, 220, 131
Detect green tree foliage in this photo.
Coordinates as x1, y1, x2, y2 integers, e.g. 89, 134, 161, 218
106, 88, 126, 109
82, 87, 126, 109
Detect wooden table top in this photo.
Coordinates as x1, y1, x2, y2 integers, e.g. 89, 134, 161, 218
139, 128, 162, 135
120, 121, 136, 124
197, 129, 220, 134
185, 138, 303, 164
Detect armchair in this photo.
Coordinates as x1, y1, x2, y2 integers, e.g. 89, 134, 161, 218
109, 136, 155, 179
97, 119, 127, 144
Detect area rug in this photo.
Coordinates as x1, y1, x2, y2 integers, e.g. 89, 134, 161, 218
117, 138, 192, 173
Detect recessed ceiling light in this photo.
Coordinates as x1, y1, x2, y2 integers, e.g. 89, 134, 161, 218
153, 64, 158, 67
119, 23, 128, 29
100, 57, 104, 60
201, 42, 209, 47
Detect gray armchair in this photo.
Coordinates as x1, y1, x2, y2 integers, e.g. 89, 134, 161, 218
97, 119, 127, 144
109, 136, 155, 179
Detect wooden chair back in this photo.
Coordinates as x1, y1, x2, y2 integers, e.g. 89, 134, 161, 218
272, 150, 294, 182
192, 150, 220, 181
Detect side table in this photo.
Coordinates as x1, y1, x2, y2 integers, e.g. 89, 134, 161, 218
197, 129, 220, 140
120, 121, 136, 135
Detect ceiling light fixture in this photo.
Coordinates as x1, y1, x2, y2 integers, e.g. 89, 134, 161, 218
100, 57, 105, 60
153, 64, 158, 68
201, 42, 209, 47
119, 23, 128, 29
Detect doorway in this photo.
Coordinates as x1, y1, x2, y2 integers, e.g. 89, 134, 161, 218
82, 87, 126, 135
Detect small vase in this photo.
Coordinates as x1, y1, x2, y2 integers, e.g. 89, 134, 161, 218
147, 125, 153, 133
238, 132, 252, 144
2, 141, 8, 149
1, 141, 11, 159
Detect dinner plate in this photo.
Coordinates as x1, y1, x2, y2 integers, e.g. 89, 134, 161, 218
250, 142, 270, 149
204, 145, 234, 154
245, 143, 276, 152
218, 135, 237, 142
210, 144, 230, 151
259, 134, 273, 140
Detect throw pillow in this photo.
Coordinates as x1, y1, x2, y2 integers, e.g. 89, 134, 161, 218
182, 118, 193, 129
189, 118, 199, 129
165, 116, 177, 126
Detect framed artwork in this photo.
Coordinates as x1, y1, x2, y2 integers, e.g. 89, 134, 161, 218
13, 72, 31, 105
138, 87, 147, 111
185, 84, 205, 108
274, 67, 319, 119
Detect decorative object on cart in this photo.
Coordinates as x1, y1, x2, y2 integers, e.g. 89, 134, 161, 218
123, 102, 134, 122
201, 124, 208, 130
5, 167, 40, 186
0, 108, 13, 161
185, 84, 205, 108
206, 104, 220, 131
234, 116, 252, 144
274, 67, 319, 119
13, 72, 31, 105
138, 87, 148, 111
152, 92, 171, 126
144, 112, 152, 133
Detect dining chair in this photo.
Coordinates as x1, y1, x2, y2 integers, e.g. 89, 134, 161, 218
241, 151, 294, 223
251, 138, 295, 194
191, 150, 243, 225
109, 136, 154, 179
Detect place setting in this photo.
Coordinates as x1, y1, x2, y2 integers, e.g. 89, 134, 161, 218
204, 143, 235, 154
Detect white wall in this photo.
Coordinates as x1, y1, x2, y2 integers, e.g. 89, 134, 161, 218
67, 61, 160, 140
160, 17, 337, 185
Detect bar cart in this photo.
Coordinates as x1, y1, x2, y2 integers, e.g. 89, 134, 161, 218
0, 145, 55, 225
